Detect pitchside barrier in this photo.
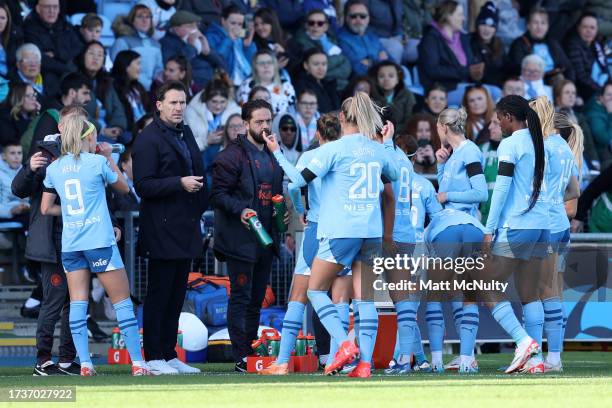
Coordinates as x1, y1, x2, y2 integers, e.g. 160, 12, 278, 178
116, 212, 612, 342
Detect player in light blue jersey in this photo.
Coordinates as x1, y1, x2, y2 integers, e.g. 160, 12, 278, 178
41, 116, 149, 377
260, 115, 352, 375
481, 95, 549, 374
263, 92, 399, 377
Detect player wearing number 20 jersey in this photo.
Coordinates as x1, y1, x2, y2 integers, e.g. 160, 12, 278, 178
43, 152, 118, 252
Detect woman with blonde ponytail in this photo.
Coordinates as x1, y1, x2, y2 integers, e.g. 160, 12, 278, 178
39, 116, 150, 377
261, 91, 399, 377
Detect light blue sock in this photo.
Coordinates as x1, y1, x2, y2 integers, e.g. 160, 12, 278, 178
492, 301, 528, 344
452, 301, 463, 337
69, 300, 91, 365
392, 330, 400, 360
413, 324, 427, 364
426, 302, 444, 353
307, 290, 347, 345
352, 299, 361, 340
113, 298, 143, 364
357, 301, 378, 364
277, 301, 305, 364
328, 302, 349, 361
523, 301, 544, 347
560, 303, 567, 352
460, 304, 479, 357
543, 298, 563, 353
396, 300, 419, 358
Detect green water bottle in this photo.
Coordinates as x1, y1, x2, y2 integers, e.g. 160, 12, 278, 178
245, 211, 273, 247
267, 334, 281, 357
177, 330, 183, 348
295, 330, 307, 356
272, 195, 287, 233
306, 333, 316, 355
252, 339, 268, 356
111, 327, 121, 349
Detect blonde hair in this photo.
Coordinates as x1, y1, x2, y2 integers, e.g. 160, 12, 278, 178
61, 116, 91, 160
529, 96, 555, 138
554, 112, 584, 182
340, 91, 383, 140
438, 107, 467, 135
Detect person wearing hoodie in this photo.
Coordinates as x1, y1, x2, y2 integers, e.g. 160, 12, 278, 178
0, 142, 29, 221
110, 4, 163, 90
294, 48, 340, 114
205, 5, 257, 87
272, 111, 302, 166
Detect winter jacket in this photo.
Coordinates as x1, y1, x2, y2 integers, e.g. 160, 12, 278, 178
585, 97, 612, 167
470, 34, 506, 87
83, 77, 128, 134
294, 72, 340, 114
507, 32, 574, 81
205, 23, 257, 84
337, 27, 385, 76
566, 33, 610, 102
0, 107, 34, 147
372, 87, 416, 130
259, 0, 304, 31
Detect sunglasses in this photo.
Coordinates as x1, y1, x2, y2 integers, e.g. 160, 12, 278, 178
307, 20, 326, 27
281, 126, 296, 132
348, 13, 368, 20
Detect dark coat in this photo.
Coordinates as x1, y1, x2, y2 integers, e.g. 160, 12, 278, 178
566, 33, 610, 101
507, 32, 575, 81
27, 98, 63, 159
0, 107, 33, 146
469, 33, 506, 87
132, 114, 208, 260
210, 134, 284, 263
417, 25, 481, 92
294, 72, 341, 114
372, 87, 416, 130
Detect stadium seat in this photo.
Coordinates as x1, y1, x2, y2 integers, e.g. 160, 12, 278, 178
98, 0, 135, 25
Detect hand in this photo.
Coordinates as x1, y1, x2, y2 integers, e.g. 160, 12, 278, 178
435, 146, 451, 164
570, 219, 584, 233
278, 55, 289, 69
96, 142, 113, 158
29, 152, 48, 172
469, 62, 485, 81
207, 130, 223, 145
113, 227, 122, 242
437, 192, 448, 204
181, 176, 204, 193
102, 127, 120, 139
381, 120, 395, 142
10, 203, 30, 215
261, 130, 280, 152
243, 21, 255, 46
301, 213, 308, 226
274, 43, 285, 54
200, 34, 210, 55
241, 208, 256, 228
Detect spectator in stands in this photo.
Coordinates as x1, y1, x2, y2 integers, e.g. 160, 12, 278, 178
479, 113, 502, 224
495, 0, 524, 47
417, 0, 484, 106
23, 0, 82, 97
337, 0, 388, 76
248, 85, 272, 104
342, 74, 374, 100
420, 84, 448, 119
111, 50, 153, 138
413, 138, 437, 175
221, 112, 245, 148
470, 2, 505, 87
0, 142, 29, 220
403, 112, 441, 151
109, 146, 140, 212
295, 89, 319, 148
508, 7, 574, 82
501, 76, 525, 97
13, 44, 50, 102
463, 85, 494, 143
585, 81, 612, 168
289, 9, 351, 92
303, 0, 339, 30
253, 8, 288, 69
206, 5, 257, 86
272, 111, 302, 165
75, 13, 103, 47
237, 49, 295, 114
185, 75, 241, 153
151, 56, 195, 103
139, 0, 177, 39
585, 0, 612, 39
521, 54, 553, 101
27, 73, 92, 158
76, 41, 127, 145
294, 48, 340, 114
554, 79, 600, 170
210, 99, 286, 373
370, 60, 416, 130
0, 83, 40, 147
363, 0, 417, 65
259, 0, 304, 33
566, 12, 610, 103
160, 10, 224, 88
111, 4, 163, 90
179, 0, 223, 28
0, 3, 21, 103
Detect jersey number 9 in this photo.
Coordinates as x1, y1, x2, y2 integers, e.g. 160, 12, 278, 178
64, 179, 85, 216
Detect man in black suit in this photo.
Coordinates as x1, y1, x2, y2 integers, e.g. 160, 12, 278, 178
132, 80, 208, 376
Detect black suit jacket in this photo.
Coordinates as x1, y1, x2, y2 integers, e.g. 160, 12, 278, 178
132, 114, 208, 259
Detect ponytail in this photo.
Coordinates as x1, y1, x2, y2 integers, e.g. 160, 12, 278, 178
529, 96, 555, 138
60, 116, 90, 160
340, 91, 383, 140
554, 112, 584, 183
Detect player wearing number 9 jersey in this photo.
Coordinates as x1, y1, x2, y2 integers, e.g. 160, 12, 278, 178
41, 116, 150, 377
263, 92, 399, 378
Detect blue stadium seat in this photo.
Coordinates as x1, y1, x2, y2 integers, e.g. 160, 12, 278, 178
71, 12, 116, 49
98, 0, 135, 25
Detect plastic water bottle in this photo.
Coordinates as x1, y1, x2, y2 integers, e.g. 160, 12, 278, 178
245, 211, 273, 247
96, 143, 125, 154
272, 195, 287, 233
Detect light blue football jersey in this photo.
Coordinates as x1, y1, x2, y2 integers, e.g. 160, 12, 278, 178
306, 135, 399, 239
390, 147, 416, 243
437, 139, 486, 217
411, 173, 443, 242
293, 148, 321, 223
424, 208, 486, 243
485, 128, 550, 233
43, 153, 118, 252
544, 134, 578, 233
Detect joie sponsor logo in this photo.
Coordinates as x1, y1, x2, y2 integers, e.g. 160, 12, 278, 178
91, 258, 108, 268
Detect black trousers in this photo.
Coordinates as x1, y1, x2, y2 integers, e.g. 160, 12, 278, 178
226, 250, 273, 362
143, 259, 190, 361
36, 261, 75, 365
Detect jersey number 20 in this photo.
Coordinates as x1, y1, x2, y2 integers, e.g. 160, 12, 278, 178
64, 179, 85, 215
348, 162, 381, 199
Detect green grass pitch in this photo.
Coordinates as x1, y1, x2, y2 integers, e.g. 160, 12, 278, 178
0, 352, 610, 407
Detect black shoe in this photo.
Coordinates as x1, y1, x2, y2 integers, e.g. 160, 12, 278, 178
20, 305, 40, 319
87, 318, 110, 342
33, 361, 67, 376
57, 362, 81, 376
234, 360, 247, 373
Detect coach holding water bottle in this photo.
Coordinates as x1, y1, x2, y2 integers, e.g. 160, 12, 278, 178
132, 80, 208, 375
